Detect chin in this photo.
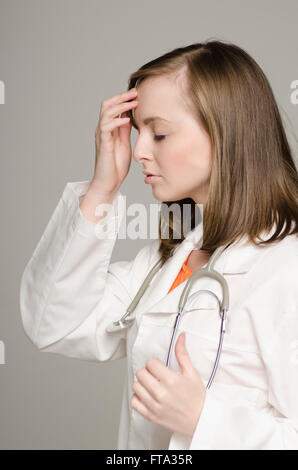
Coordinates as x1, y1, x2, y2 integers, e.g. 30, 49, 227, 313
152, 189, 182, 203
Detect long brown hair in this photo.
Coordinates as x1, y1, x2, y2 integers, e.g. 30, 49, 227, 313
126, 39, 298, 263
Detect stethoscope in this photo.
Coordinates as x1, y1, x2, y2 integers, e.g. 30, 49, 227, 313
106, 242, 232, 389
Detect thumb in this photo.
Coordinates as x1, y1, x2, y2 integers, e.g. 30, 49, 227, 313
118, 111, 132, 140
175, 332, 193, 375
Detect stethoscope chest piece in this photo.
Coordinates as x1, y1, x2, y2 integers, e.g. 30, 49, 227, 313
105, 316, 135, 334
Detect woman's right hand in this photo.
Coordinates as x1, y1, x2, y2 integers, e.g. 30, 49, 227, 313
92, 87, 139, 195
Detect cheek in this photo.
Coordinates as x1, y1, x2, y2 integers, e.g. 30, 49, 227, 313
170, 137, 212, 176
169, 151, 188, 170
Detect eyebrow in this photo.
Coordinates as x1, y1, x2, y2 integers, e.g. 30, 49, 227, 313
131, 114, 171, 129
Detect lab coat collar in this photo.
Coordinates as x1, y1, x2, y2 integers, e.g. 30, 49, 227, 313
178, 220, 280, 275
136, 222, 279, 318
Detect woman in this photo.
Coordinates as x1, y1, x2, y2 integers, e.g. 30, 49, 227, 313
20, 40, 298, 450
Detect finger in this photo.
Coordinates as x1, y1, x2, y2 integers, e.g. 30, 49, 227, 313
111, 123, 118, 142
132, 381, 156, 411
118, 110, 132, 140
137, 367, 164, 401
104, 99, 138, 123
145, 357, 177, 384
131, 394, 151, 420
175, 332, 194, 376
100, 116, 130, 136
99, 116, 130, 151
105, 88, 137, 107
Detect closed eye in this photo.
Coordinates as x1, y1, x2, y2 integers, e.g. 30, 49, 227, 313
154, 135, 166, 142
131, 119, 166, 142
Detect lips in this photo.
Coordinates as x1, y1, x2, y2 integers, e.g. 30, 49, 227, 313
143, 171, 160, 177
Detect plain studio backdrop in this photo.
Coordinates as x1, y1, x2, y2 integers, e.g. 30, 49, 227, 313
0, 0, 297, 450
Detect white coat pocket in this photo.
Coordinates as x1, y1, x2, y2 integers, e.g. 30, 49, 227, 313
132, 287, 222, 387
132, 290, 266, 394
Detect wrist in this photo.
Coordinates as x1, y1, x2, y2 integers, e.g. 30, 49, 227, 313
87, 182, 118, 203
89, 179, 119, 197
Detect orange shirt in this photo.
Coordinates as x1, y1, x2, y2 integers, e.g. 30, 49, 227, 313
168, 253, 193, 294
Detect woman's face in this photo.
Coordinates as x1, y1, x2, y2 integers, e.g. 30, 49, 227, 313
132, 72, 213, 205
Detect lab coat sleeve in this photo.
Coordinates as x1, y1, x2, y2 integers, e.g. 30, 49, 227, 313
169, 272, 298, 450
19, 179, 157, 363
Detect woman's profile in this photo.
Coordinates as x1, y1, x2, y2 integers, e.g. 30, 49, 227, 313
20, 39, 298, 450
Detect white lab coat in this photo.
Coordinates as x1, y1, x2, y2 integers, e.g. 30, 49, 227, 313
19, 180, 298, 450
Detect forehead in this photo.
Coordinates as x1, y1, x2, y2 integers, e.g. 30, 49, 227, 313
132, 73, 192, 126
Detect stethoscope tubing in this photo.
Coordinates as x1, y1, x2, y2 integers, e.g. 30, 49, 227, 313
106, 242, 232, 388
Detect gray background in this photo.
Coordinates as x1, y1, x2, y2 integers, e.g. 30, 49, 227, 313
0, 0, 297, 450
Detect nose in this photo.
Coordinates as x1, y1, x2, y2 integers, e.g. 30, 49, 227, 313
132, 138, 154, 164
131, 108, 155, 164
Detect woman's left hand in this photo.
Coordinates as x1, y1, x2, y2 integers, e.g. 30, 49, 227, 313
131, 332, 206, 438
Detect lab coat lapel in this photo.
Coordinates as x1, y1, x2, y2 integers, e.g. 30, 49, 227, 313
134, 223, 203, 320
135, 224, 276, 319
